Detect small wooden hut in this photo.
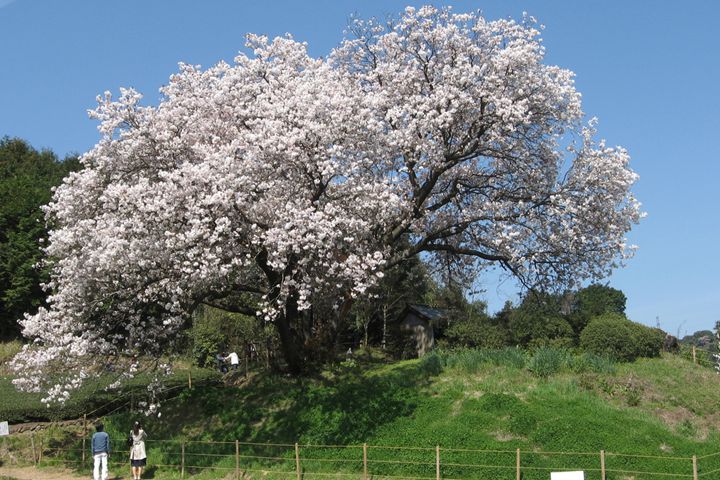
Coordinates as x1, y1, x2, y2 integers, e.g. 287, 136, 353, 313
398, 304, 447, 357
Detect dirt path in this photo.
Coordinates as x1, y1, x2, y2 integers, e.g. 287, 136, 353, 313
0, 465, 128, 479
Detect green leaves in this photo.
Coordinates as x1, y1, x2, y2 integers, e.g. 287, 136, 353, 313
0, 137, 79, 338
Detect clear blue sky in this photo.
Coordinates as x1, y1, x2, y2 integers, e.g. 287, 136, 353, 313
1, 0, 718, 337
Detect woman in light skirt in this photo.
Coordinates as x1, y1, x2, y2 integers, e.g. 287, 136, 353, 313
129, 421, 148, 480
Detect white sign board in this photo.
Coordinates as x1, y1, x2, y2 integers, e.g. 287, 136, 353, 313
550, 472, 584, 480
0, 421, 9, 436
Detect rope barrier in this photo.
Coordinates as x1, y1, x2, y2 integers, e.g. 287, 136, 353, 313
301, 472, 366, 477
606, 452, 693, 460
605, 467, 694, 478
298, 458, 363, 464
366, 458, 435, 466
367, 444, 435, 451
520, 466, 603, 472
520, 449, 599, 457
697, 450, 720, 459
359, 475, 435, 480
698, 466, 720, 476
301, 443, 364, 448
441, 462, 517, 470
183, 451, 234, 458
442, 446, 516, 454
185, 463, 235, 470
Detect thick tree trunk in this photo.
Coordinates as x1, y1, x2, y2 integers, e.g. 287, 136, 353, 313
256, 250, 305, 373
275, 298, 305, 374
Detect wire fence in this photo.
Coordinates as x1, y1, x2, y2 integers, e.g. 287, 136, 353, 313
679, 345, 718, 370
3, 434, 720, 480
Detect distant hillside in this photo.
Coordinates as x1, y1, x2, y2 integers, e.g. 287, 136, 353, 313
680, 330, 718, 352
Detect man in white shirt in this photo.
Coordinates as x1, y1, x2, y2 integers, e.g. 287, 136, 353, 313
224, 351, 240, 370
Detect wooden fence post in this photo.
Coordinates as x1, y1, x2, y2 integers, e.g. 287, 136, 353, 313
600, 450, 606, 480
30, 432, 36, 465
516, 448, 521, 480
295, 443, 302, 480
692, 346, 697, 364
693, 455, 698, 480
82, 414, 87, 464
236, 440, 240, 479
363, 443, 368, 480
436, 445, 440, 480
181, 442, 185, 478
188, 372, 192, 389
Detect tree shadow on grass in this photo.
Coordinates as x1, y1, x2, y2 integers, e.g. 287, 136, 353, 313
146, 360, 437, 447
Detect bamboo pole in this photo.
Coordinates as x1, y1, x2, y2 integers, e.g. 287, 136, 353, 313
30, 432, 36, 465
436, 445, 440, 480
236, 440, 240, 479
600, 450, 606, 480
693, 455, 698, 480
516, 448, 520, 480
363, 443, 368, 480
181, 442, 186, 478
295, 443, 301, 480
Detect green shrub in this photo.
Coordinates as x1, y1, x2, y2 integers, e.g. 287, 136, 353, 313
419, 352, 443, 376
634, 326, 666, 359
190, 322, 226, 368
580, 313, 662, 362
445, 319, 507, 349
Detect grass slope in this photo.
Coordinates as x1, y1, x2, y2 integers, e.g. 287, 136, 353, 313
4, 350, 720, 479
100, 351, 720, 479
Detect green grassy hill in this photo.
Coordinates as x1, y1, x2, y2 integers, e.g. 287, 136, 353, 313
3, 349, 720, 479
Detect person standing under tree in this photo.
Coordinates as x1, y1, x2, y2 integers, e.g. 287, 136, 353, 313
224, 350, 239, 370
129, 421, 148, 480
91, 423, 110, 480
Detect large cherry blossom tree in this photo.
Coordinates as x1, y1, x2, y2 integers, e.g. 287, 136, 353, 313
13, 6, 641, 399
